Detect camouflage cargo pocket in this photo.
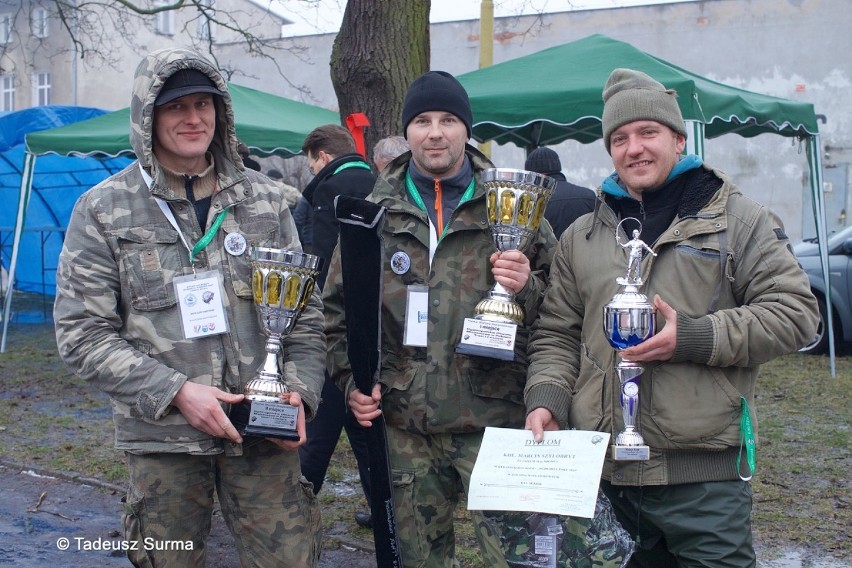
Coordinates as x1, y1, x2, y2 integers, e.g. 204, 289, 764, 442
122, 488, 154, 568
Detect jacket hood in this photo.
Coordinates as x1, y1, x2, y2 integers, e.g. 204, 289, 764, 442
130, 47, 241, 175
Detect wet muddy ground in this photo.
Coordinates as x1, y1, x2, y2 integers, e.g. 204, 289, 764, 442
0, 463, 376, 567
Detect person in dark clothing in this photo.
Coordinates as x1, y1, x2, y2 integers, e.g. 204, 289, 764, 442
298, 124, 376, 529
237, 140, 262, 171
301, 124, 376, 286
524, 146, 595, 238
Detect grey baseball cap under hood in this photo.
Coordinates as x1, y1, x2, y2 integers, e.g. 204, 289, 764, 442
130, 47, 240, 175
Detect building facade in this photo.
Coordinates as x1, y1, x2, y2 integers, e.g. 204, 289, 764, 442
221, 0, 852, 240
2, 0, 850, 239
0, 0, 286, 112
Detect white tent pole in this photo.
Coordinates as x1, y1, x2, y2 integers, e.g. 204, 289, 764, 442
1, 152, 35, 353
684, 120, 705, 159
807, 135, 836, 377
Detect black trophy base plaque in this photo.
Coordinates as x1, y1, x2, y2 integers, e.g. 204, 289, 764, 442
229, 399, 300, 441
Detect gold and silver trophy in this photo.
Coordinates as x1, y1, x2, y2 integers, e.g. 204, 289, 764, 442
229, 246, 322, 440
603, 219, 656, 461
455, 168, 554, 361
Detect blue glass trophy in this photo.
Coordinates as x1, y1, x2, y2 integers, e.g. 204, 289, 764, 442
603, 219, 656, 461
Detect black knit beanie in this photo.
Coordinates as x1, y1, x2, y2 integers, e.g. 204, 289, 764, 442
601, 68, 686, 154
402, 71, 473, 139
524, 147, 562, 176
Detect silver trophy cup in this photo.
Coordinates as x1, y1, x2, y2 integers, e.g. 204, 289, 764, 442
603, 219, 656, 461
230, 246, 322, 440
473, 168, 555, 323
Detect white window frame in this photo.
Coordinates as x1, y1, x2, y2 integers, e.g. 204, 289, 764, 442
32, 7, 49, 39
155, 2, 174, 36
197, 0, 214, 41
1, 74, 15, 112
33, 72, 50, 106
0, 13, 12, 44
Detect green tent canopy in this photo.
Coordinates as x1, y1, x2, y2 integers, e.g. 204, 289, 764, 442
457, 34, 819, 149
25, 82, 339, 158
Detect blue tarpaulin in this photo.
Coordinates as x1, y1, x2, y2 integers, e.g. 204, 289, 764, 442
0, 106, 132, 309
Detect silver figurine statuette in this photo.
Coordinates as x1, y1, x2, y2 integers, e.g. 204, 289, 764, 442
229, 246, 322, 440
603, 219, 657, 461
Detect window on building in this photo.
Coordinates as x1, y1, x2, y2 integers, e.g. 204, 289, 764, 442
32, 7, 48, 38
1, 74, 14, 111
33, 72, 50, 106
0, 13, 12, 44
155, 2, 174, 36
197, 0, 214, 41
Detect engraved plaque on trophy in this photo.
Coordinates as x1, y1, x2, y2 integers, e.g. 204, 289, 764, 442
603, 219, 656, 461
229, 247, 322, 440
456, 168, 554, 361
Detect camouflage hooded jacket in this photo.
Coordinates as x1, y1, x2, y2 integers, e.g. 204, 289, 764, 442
324, 146, 556, 434
53, 48, 326, 455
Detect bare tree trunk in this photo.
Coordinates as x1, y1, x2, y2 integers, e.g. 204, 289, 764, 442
330, 0, 430, 164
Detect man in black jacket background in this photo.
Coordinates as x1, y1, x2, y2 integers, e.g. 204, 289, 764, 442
525, 146, 595, 237
299, 124, 376, 528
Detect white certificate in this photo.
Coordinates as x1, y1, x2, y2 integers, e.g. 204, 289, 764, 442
468, 427, 610, 519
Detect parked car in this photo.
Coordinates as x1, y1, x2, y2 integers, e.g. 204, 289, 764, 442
793, 225, 852, 354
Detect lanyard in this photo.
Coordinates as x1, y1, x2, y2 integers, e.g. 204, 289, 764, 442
404, 171, 476, 238
333, 161, 372, 175
141, 163, 228, 269
737, 396, 757, 481
155, 197, 228, 267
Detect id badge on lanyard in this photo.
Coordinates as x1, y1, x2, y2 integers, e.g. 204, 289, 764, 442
403, 284, 429, 347
174, 270, 230, 339
146, 166, 231, 339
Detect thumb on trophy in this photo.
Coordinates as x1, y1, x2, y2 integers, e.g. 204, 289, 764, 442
278, 391, 302, 408
652, 294, 677, 323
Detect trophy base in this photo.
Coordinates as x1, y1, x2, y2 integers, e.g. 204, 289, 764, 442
229, 399, 300, 441
611, 444, 650, 461
455, 317, 517, 361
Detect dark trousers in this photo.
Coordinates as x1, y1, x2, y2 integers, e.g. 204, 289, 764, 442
300, 373, 372, 502
600, 479, 756, 567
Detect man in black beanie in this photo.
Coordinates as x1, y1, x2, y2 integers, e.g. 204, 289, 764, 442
524, 146, 595, 237
323, 70, 556, 567
525, 67, 818, 566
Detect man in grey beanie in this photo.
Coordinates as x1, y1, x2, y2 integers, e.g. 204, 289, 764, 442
323, 70, 556, 567
525, 67, 818, 566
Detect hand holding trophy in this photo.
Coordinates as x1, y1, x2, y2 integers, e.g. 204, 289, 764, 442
455, 168, 554, 361
229, 246, 322, 441
603, 218, 657, 461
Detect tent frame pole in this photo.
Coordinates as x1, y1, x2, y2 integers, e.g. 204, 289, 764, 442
807, 135, 836, 377
2, 152, 36, 353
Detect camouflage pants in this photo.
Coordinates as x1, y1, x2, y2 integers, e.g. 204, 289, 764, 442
122, 440, 321, 568
388, 428, 507, 568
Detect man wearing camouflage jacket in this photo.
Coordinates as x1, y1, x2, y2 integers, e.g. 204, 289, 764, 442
323, 71, 556, 567
54, 47, 324, 567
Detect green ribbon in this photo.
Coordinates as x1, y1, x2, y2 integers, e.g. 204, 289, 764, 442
737, 396, 756, 481
189, 208, 228, 265
333, 160, 372, 175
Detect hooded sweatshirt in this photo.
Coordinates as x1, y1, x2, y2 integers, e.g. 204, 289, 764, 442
54, 47, 326, 455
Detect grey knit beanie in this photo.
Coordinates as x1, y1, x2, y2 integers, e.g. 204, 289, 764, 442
601, 68, 686, 154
